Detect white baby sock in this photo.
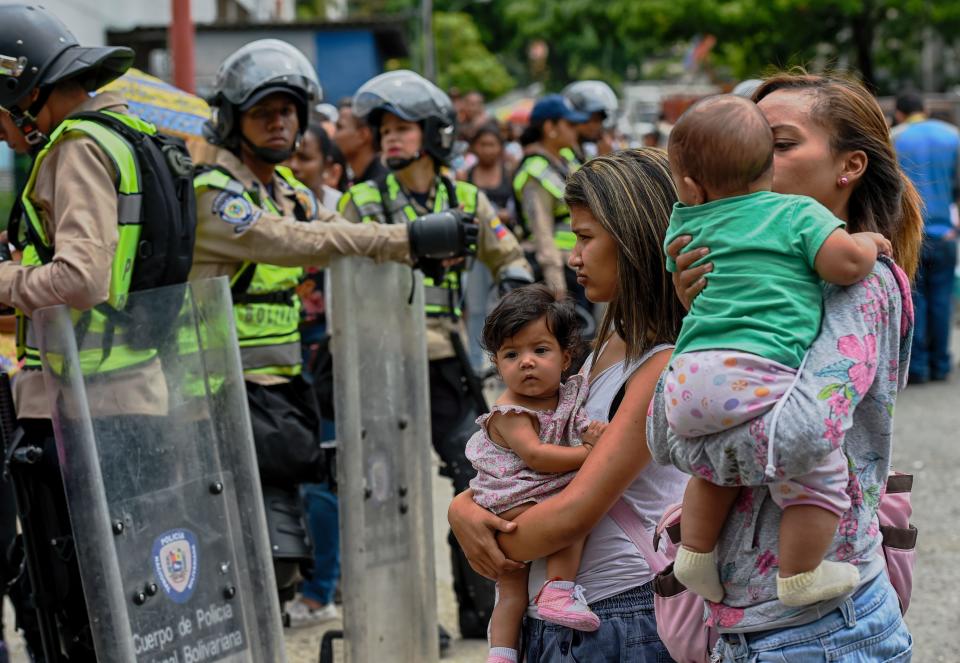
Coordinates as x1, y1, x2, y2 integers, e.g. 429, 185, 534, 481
673, 547, 725, 603
488, 646, 518, 662
777, 560, 860, 607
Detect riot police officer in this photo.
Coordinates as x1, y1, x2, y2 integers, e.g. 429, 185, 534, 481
513, 95, 587, 300
192, 42, 475, 614
338, 70, 532, 638
0, 5, 167, 660
563, 80, 619, 159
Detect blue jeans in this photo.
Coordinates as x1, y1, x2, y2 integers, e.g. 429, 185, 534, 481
522, 582, 671, 662
300, 481, 339, 605
911, 236, 957, 380
715, 573, 912, 662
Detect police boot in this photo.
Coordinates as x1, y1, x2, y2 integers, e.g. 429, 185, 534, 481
261, 485, 313, 614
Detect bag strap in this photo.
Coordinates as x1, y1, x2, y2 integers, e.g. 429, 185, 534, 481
652, 502, 683, 552
608, 498, 670, 575
607, 383, 626, 422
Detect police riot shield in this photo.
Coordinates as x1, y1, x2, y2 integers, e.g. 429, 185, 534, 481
328, 257, 438, 662
35, 277, 286, 663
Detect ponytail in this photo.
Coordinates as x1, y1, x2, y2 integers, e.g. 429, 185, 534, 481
893, 172, 924, 280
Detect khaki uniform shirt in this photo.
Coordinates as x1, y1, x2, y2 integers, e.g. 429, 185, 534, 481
341, 178, 530, 360
0, 93, 167, 419
191, 146, 413, 382
519, 180, 567, 294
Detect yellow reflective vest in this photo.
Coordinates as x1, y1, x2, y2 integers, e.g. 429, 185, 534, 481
193, 165, 316, 377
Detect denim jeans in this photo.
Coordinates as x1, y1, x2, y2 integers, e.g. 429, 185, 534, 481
522, 581, 671, 662
300, 481, 339, 605
714, 573, 912, 662
911, 236, 958, 380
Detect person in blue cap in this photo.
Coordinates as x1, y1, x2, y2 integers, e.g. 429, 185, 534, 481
513, 94, 589, 307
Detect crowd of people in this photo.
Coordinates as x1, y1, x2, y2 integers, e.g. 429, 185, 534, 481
0, 1, 953, 662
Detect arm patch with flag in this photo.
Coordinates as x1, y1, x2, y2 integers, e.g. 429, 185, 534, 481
490, 215, 508, 240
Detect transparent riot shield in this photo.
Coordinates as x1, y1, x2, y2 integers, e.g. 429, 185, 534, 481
35, 277, 286, 663
328, 258, 438, 662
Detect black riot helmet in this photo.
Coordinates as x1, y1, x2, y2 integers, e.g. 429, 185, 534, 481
205, 39, 322, 163
0, 4, 132, 147
352, 70, 457, 169
563, 80, 619, 129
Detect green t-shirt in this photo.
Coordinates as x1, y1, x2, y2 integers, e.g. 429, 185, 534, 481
663, 191, 844, 368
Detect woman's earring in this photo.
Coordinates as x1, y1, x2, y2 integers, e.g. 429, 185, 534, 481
838, 176, 850, 187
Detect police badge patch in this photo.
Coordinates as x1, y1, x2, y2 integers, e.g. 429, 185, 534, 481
213, 191, 261, 233
294, 188, 318, 218
152, 528, 199, 604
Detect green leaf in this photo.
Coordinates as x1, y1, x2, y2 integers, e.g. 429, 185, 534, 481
818, 383, 842, 400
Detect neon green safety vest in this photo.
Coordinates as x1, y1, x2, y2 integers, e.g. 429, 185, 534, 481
559, 147, 583, 170
193, 165, 315, 378
339, 173, 478, 318
512, 154, 579, 251
15, 111, 157, 374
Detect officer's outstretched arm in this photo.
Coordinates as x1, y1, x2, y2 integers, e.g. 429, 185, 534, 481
194, 190, 477, 269
194, 188, 411, 267
339, 194, 478, 262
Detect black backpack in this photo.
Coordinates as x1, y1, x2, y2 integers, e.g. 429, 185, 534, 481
71, 110, 197, 291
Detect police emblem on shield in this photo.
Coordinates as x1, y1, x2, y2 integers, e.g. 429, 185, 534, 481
152, 528, 199, 603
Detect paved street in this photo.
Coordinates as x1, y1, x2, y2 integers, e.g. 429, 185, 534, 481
893, 332, 960, 662
3, 333, 957, 662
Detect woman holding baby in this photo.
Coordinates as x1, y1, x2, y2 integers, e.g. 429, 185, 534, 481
450, 71, 919, 662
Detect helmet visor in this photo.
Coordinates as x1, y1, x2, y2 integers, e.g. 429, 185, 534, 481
353, 70, 452, 123
563, 81, 618, 118
216, 40, 321, 107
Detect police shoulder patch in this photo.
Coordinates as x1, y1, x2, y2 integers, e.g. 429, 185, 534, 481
212, 191, 261, 233
294, 187, 319, 219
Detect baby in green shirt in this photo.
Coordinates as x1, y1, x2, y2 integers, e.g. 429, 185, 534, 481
663, 95, 893, 607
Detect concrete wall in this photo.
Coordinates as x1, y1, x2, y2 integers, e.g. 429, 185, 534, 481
193, 30, 318, 98
191, 29, 389, 103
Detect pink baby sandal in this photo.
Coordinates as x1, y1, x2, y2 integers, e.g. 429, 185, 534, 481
534, 578, 601, 632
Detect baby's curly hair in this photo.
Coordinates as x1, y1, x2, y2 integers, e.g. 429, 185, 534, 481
481, 284, 584, 363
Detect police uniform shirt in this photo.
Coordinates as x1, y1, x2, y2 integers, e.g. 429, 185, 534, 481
340, 178, 530, 361
518, 152, 569, 294
191, 146, 413, 384
0, 92, 168, 419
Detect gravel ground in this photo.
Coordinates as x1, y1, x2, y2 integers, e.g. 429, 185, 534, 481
3, 330, 957, 662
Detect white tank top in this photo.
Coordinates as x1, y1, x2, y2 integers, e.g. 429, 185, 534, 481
527, 343, 689, 612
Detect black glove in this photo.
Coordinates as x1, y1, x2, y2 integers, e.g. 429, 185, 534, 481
408, 210, 478, 261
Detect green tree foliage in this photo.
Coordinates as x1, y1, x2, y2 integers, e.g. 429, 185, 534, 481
309, 0, 960, 94
451, 0, 960, 94
433, 11, 516, 97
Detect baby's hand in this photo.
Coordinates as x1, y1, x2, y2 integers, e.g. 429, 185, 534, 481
581, 421, 607, 447
855, 231, 893, 258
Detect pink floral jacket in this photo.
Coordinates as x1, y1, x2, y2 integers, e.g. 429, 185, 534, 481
647, 258, 914, 632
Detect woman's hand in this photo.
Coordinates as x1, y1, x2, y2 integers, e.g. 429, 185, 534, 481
448, 491, 525, 580
581, 421, 607, 446
665, 235, 712, 311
